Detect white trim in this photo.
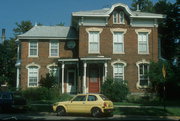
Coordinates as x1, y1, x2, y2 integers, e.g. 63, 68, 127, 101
136, 59, 150, 89
58, 58, 79, 62
67, 69, 76, 93
86, 28, 103, 54
28, 40, 38, 57
46, 63, 58, 69
26, 62, 41, 69
49, 40, 59, 58
135, 29, 151, 55
111, 28, 127, 54
111, 59, 127, 81
26, 63, 40, 88
88, 31, 100, 54
80, 57, 111, 61
18, 37, 78, 40
135, 29, 151, 34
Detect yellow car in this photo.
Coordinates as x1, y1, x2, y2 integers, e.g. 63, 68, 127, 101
52, 93, 114, 117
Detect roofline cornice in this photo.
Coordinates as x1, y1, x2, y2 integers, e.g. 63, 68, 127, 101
17, 36, 78, 40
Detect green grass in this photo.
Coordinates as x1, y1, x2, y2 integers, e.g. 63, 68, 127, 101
113, 107, 180, 116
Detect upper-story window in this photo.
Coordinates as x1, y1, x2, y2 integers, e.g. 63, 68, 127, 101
29, 41, 38, 57
28, 66, 39, 87
88, 31, 100, 53
49, 40, 59, 57
138, 32, 149, 54
113, 11, 124, 24
113, 32, 124, 53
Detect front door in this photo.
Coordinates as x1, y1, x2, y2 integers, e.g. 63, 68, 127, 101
67, 69, 76, 94
89, 65, 100, 93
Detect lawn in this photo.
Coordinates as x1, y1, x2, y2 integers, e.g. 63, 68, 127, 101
114, 107, 180, 116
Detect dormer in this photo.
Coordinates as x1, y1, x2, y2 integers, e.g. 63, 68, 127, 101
71, 3, 165, 28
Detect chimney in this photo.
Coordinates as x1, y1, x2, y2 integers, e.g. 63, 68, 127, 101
136, 4, 140, 11
1, 28, 6, 42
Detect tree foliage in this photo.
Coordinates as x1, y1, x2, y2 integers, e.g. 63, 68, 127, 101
13, 20, 33, 36
101, 78, 129, 102
131, 0, 154, 12
39, 73, 56, 89
0, 39, 17, 87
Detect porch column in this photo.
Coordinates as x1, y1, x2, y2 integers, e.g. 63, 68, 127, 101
61, 62, 65, 93
83, 62, 87, 94
103, 62, 107, 83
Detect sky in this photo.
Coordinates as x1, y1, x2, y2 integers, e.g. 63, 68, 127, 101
0, 0, 176, 41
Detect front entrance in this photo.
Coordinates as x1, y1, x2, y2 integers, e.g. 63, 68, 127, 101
67, 69, 76, 93
88, 65, 100, 93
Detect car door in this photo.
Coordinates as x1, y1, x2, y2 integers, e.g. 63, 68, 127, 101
66, 95, 87, 113
85, 95, 98, 113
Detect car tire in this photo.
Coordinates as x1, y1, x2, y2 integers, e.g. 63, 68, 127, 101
91, 107, 102, 118
56, 106, 66, 116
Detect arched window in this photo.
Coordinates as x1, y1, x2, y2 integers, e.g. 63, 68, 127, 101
113, 11, 124, 24
112, 60, 127, 81
28, 66, 39, 87
136, 59, 150, 88
113, 63, 124, 81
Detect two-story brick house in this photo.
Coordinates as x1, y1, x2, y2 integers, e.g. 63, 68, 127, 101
16, 3, 165, 94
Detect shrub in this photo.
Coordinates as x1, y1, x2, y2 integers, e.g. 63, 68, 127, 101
101, 78, 129, 102
22, 87, 61, 101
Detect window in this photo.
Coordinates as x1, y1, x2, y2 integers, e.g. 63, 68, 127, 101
72, 95, 86, 101
89, 31, 100, 53
49, 66, 58, 77
29, 41, 38, 57
88, 95, 97, 101
139, 64, 149, 87
113, 11, 124, 24
113, 32, 124, 53
50, 40, 59, 57
113, 63, 124, 81
138, 32, 149, 54
28, 66, 39, 87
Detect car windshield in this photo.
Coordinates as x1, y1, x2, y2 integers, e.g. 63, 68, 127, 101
99, 94, 110, 101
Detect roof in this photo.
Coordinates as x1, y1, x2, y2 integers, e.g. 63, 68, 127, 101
72, 3, 165, 19
18, 26, 78, 40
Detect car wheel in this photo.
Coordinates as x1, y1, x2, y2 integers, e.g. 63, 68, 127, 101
91, 108, 102, 117
56, 106, 66, 116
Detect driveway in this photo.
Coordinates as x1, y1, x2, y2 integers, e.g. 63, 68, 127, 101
0, 112, 180, 120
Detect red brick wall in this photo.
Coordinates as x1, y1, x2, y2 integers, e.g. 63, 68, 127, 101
20, 39, 77, 89
78, 12, 159, 93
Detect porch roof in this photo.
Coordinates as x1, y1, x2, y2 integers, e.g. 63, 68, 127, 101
80, 57, 111, 61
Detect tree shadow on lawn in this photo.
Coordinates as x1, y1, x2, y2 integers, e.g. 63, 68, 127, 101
114, 107, 173, 116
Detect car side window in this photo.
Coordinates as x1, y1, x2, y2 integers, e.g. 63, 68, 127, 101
72, 95, 86, 101
88, 95, 97, 101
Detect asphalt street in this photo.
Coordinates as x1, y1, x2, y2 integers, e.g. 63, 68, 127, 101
0, 112, 180, 120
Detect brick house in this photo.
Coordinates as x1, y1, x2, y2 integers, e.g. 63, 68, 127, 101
16, 3, 165, 94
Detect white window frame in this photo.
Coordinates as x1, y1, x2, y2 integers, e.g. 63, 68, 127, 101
49, 40, 59, 57
113, 11, 125, 24
88, 31, 100, 54
110, 28, 127, 54
113, 32, 124, 54
29, 40, 38, 57
138, 32, 149, 54
136, 59, 150, 89
26, 63, 40, 87
111, 59, 127, 81
135, 29, 151, 55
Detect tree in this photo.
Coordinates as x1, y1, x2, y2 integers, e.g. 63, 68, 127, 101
131, 0, 154, 12
39, 73, 56, 89
148, 60, 175, 98
13, 20, 33, 36
0, 39, 17, 88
